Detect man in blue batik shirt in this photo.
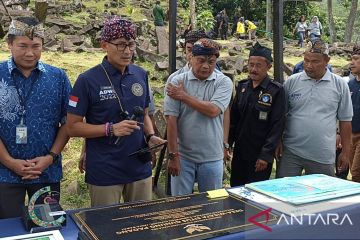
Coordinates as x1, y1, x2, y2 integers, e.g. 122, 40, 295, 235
0, 17, 71, 218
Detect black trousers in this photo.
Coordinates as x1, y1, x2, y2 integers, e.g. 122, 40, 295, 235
230, 157, 273, 187
0, 182, 60, 219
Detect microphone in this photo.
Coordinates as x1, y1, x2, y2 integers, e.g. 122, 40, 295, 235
114, 106, 144, 145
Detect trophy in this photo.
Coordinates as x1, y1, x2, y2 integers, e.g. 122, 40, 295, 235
22, 186, 66, 233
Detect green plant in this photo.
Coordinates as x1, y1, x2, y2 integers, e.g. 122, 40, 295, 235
196, 10, 214, 32
179, 0, 189, 9
126, 6, 136, 15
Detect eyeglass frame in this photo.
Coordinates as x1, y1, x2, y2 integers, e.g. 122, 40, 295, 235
106, 41, 136, 51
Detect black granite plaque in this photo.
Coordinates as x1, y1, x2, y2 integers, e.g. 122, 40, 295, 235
72, 193, 277, 240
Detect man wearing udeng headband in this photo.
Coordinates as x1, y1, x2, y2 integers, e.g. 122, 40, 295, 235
67, 16, 165, 207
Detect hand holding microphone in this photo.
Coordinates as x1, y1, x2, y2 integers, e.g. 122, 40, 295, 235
114, 106, 144, 145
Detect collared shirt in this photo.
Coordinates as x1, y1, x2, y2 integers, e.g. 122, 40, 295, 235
164, 69, 233, 163
348, 75, 360, 133
284, 70, 353, 164
229, 76, 285, 163
0, 58, 71, 184
67, 57, 151, 186
166, 63, 191, 86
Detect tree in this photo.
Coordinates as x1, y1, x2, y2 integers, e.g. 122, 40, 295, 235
327, 0, 337, 43
265, 0, 272, 39
190, 0, 196, 27
344, 0, 358, 43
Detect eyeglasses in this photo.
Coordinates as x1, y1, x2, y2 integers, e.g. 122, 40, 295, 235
106, 41, 136, 51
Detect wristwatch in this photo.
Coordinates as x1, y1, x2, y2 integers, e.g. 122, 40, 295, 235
146, 133, 156, 143
168, 152, 179, 161
223, 142, 230, 150
49, 152, 60, 164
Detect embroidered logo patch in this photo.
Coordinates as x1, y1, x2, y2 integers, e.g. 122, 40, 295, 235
131, 83, 143, 96
289, 93, 302, 101
99, 86, 116, 101
258, 93, 272, 106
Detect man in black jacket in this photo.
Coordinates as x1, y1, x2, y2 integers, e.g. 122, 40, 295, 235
228, 42, 285, 186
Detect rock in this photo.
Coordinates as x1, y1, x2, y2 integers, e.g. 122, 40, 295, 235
76, 46, 103, 53
155, 26, 169, 56
43, 45, 60, 52
234, 57, 245, 74
218, 56, 239, 71
44, 25, 61, 42
232, 45, 242, 52
136, 46, 166, 63
152, 86, 165, 95
62, 159, 76, 172
155, 61, 168, 71
283, 62, 293, 76
228, 49, 240, 56
245, 41, 253, 46
65, 180, 81, 195
43, 39, 58, 48
78, 24, 94, 35
217, 59, 226, 70
4, 0, 29, 6
64, 35, 84, 46
46, 16, 72, 28
139, 38, 151, 51
221, 70, 236, 80
60, 38, 76, 52
176, 59, 186, 70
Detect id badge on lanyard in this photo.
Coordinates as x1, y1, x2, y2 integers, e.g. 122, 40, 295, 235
16, 116, 27, 144
12, 73, 37, 145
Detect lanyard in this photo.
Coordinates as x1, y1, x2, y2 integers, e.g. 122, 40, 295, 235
100, 63, 126, 113
12, 70, 39, 120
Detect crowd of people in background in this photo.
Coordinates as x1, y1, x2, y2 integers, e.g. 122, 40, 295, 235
293, 15, 323, 48
0, 6, 360, 220
213, 9, 257, 40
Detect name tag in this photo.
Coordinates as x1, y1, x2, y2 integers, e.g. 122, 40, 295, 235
259, 111, 268, 121
16, 125, 27, 144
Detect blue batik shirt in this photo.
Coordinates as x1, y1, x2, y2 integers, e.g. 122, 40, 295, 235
0, 58, 72, 184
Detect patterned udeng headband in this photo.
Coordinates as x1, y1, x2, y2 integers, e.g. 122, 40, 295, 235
192, 38, 220, 58
352, 45, 360, 56
185, 30, 208, 44
306, 40, 329, 56
8, 20, 45, 40
101, 16, 137, 41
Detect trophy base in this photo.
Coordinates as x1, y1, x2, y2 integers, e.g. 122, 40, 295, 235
22, 203, 66, 232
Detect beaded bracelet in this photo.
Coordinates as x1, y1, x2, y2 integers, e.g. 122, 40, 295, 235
109, 122, 114, 137
105, 122, 110, 137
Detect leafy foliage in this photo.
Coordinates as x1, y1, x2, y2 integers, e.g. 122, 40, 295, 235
178, 0, 189, 9
178, 0, 212, 12
196, 10, 215, 32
